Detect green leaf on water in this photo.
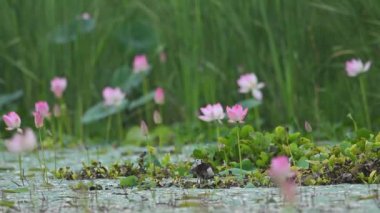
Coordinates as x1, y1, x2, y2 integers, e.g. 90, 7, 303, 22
219, 168, 250, 177
0, 200, 14, 208
242, 159, 254, 171
120, 175, 138, 188
296, 157, 309, 169
3, 187, 29, 193
0, 166, 15, 171
192, 148, 208, 160
240, 125, 254, 138
161, 153, 171, 167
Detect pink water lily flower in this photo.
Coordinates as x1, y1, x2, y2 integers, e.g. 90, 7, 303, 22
237, 73, 265, 100
269, 156, 292, 182
35, 101, 50, 118
154, 87, 165, 105
133, 54, 150, 73
50, 77, 67, 98
198, 103, 225, 123
5, 133, 23, 153
2, 112, 21, 131
345, 59, 371, 77
102, 87, 125, 107
33, 111, 44, 129
226, 104, 248, 123
5, 128, 37, 153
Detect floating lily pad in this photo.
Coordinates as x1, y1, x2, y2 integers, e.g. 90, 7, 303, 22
120, 175, 138, 188
3, 187, 29, 193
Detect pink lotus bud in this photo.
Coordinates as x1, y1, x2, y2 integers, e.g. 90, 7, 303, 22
102, 87, 125, 106
154, 87, 165, 105
53, 104, 61, 117
226, 104, 248, 123
153, 110, 162, 124
5, 128, 37, 153
237, 73, 265, 101
50, 77, 67, 98
345, 58, 371, 77
2, 112, 21, 131
159, 52, 167, 63
133, 54, 150, 73
304, 121, 312, 133
33, 111, 44, 129
140, 120, 149, 137
35, 101, 50, 117
198, 103, 225, 123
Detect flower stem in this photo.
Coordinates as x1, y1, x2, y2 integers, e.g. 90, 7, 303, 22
54, 144, 57, 174
216, 124, 228, 164
359, 76, 371, 129
106, 116, 112, 143
216, 125, 220, 149
58, 117, 63, 147
117, 111, 123, 145
18, 154, 24, 186
143, 79, 150, 124
237, 126, 243, 175
38, 129, 48, 184
254, 107, 261, 131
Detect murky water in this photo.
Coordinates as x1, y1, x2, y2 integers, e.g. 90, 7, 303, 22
0, 147, 379, 212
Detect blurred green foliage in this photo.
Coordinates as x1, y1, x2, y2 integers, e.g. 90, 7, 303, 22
1, 0, 380, 140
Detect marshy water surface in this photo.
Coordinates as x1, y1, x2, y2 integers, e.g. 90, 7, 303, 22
0, 146, 379, 212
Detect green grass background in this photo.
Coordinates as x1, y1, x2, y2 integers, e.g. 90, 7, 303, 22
1, 0, 380, 136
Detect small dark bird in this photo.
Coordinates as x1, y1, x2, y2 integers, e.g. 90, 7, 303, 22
190, 159, 214, 181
